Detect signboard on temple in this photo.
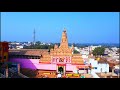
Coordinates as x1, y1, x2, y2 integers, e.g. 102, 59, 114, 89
51, 57, 71, 64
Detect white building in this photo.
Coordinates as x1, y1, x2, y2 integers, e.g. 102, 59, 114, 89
74, 47, 80, 52
88, 59, 109, 73
82, 54, 88, 59
111, 47, 118, 52
81, 51, 89, 55
16, 46, 23, 49
104, 48, 110, 54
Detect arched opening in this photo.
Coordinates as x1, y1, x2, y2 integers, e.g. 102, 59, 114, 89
58, 67, 64, 74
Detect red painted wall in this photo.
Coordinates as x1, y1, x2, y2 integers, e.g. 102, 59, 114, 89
0, 42, 9, 62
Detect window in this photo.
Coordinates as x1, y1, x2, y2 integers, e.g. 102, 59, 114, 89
38, 57, 40, 59
32, 56, 34, 59
94, 67, 97, 69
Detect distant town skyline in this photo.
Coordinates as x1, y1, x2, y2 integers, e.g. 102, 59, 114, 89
1, 12, 119, 44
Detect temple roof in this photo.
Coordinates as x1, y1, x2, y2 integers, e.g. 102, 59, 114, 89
9, 49, 49, 56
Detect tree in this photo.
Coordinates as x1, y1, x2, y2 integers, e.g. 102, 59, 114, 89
74, 49, 80, 54
48, 45, 54, 52
35, 41, 41, 45
92, 47, 105, 56
23, 44, 54, 49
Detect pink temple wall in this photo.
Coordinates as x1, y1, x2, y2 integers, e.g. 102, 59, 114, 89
9, 58, 56, 70
66, 64, 76, 71
9, 58, 77, 71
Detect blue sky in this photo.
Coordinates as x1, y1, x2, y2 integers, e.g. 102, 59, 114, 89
1, 12, 119, 43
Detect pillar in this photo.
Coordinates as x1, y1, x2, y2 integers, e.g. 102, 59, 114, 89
104, 72, 107, 78
17, 64, 20, 73
56, 65, 58, 73
5, 68, 8, 78
117, 69, 120, 78
112, 67, 114, 77
100, 68, 102, 76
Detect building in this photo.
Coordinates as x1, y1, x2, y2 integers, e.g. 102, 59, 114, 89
39, 29, 89, 74
9, 29, 90, 75
88, 58, 109, 73
16, 45, 23, 49
0, 42, 9, 63
9, 49, 46, 69
9, 49, 44, 59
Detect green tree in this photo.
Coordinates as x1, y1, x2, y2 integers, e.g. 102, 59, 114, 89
23, 44, 54, 49
74, 49, 80, 54
35, 41, 41, 45
92, 47, 105, 56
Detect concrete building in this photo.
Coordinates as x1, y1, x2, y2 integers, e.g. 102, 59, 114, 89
88, 58, 109, 73
0, 42, 9, 63
16, 45, 23, 49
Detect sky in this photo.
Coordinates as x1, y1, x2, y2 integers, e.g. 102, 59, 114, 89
1, 12, 119, 44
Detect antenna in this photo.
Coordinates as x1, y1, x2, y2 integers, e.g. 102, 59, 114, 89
33, 28, 35, 45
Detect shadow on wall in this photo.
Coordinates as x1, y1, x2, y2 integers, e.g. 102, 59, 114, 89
9, 58, 39, 70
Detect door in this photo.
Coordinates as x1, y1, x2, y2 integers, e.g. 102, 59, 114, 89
58, 66, 64, 74
57, 64, 66, 75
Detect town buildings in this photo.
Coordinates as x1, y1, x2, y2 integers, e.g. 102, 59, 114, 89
5, 29, 119, 78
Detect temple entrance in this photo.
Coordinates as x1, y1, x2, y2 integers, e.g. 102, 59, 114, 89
57, 64, 66, 75
58, 66, 64, 74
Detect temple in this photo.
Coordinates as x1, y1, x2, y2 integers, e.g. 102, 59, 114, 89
39, 29, 86, 74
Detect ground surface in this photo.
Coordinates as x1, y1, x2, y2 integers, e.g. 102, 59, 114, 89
20, 68, 92, 78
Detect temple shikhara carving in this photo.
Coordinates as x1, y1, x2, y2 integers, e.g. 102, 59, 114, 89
39, 29, 86, 74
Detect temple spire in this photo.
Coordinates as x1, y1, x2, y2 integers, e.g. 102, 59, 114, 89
63, 28, 66, 32
59, 28, 68, 49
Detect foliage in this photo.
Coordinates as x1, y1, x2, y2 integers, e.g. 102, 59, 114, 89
92, 47, 105, 56
73, 49, 80, 54
23, 44, 54, 49
35, 41, 41, 45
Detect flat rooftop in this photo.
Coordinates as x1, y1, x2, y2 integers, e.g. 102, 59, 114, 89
9, 49, 49, 56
